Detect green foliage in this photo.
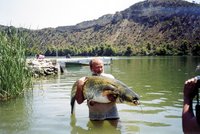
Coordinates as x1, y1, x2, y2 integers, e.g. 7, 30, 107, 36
192, 43, 200, 56
124, 46, 133, 56
0, 27, 32, 100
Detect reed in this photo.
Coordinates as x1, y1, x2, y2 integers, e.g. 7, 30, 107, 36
0, 27, 32, 100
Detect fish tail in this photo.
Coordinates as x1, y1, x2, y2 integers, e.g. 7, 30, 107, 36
70, 82, 77, 115
70, 96, 76, 115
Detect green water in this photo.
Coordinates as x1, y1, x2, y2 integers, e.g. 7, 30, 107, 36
0, 56, 200, 134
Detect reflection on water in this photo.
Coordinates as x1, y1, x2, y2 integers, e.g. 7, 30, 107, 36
0, 97, 32, 134
70, 115, 121, 134
0, 56, 200, 134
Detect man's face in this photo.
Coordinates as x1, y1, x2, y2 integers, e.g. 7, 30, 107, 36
91, 61, 104, 75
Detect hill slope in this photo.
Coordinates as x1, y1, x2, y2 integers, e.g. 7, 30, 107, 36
1, 0, 200, 56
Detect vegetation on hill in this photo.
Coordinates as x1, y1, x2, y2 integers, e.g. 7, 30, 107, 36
1, 0, 200, 56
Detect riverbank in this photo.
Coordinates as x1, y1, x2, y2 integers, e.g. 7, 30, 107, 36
26, 59, 63, 77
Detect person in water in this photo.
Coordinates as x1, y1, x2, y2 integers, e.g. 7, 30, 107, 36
36, 54, 45, 59
182, 76, 200, 133
75, 58, 119, 121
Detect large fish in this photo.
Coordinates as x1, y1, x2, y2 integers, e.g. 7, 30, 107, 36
70, 76, 140, 114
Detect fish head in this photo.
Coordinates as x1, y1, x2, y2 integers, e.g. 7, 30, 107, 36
114, 80, 140, 105
118, 89, 140, 105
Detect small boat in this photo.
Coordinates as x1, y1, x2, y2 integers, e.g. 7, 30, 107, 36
58, 57, 112, 67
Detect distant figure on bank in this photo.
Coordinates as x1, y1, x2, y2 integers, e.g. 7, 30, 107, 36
36, 54, 45, 60
66, 54, 71, 58
75, 58, 119, 121
182, 76, 200, 134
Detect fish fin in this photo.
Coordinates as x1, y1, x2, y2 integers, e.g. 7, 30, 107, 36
102, 88, 119, 102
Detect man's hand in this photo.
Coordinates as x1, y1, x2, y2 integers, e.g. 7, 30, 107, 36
75, 77, 86, 104
184, 77, 198, 101
182, 77, 200, 133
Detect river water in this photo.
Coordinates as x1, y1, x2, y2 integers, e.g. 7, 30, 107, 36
0, 56, 200, 134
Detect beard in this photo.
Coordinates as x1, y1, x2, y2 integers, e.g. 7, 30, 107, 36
92, 70, 103, 76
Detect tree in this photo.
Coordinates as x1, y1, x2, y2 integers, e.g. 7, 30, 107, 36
124, 46, 133, 56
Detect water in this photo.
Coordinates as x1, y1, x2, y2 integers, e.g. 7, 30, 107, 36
0, 56, 200, 134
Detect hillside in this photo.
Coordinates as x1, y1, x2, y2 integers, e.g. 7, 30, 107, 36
1, 0, 200, 56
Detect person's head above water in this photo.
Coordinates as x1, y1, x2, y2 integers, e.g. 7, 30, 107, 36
89, 58, 104, 75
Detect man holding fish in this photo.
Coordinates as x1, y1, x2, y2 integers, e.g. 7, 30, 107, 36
75, 58, 119, 120
71, 58, 140, 121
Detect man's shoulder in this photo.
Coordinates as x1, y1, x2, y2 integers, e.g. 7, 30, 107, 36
100, 73, 115, 79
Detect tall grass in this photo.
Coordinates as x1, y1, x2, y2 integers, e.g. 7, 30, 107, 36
0, 27, 32, 100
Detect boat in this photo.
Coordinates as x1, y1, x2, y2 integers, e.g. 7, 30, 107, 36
57, 57, 112, 67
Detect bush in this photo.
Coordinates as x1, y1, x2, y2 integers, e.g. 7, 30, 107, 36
0, 27, 32, 100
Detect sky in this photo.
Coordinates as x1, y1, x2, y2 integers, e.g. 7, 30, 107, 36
0, 0, 199, 30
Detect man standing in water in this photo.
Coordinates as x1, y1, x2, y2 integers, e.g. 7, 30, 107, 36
182, 76, 200, 133
75, 58, 119, 121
